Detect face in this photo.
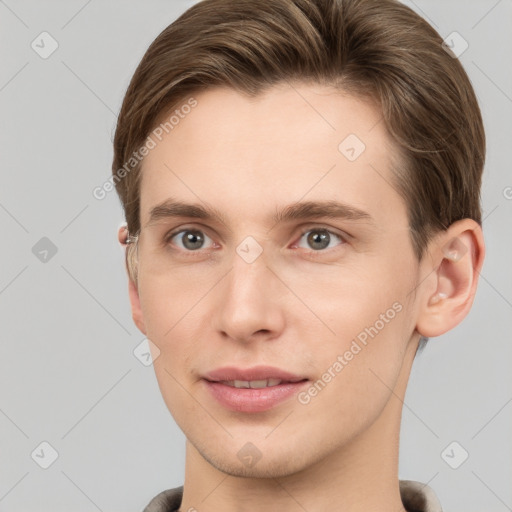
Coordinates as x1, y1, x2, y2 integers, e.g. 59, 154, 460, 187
131, 83, 425, 477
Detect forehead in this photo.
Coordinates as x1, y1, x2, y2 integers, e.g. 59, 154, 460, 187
139, 83, 405, 229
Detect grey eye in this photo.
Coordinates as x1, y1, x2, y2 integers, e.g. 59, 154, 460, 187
171, 230, 213, 251
298, 229, 344, 251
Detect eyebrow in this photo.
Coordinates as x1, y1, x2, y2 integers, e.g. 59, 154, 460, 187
145, 197, 374, 228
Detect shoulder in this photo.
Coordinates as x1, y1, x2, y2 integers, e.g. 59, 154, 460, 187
142, 485, 184, 512
400, 480, 443, 512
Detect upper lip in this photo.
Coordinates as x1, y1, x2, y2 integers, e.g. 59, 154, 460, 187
203, 365, 308, 383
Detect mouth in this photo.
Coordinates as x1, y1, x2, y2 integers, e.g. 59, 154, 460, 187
207, 378, 307, 388
203, 365, 308, 384
202, 376, 310, 413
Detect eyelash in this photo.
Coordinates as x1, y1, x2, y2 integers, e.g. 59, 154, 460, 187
163, 225, 347, 257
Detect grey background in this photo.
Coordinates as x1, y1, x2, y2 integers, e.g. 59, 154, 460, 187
1, 0, 511, 511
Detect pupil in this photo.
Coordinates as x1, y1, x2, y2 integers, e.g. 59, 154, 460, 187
183, 230, 204, 250
307, 230, 329, 250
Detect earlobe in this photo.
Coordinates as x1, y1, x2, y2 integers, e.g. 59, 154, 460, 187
416, 219, 485, 338
128, 277, 147, 335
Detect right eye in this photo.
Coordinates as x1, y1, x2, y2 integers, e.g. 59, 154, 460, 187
165, 228, 216, 252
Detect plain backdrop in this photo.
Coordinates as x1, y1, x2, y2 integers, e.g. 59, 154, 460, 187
1, 1, 511, 511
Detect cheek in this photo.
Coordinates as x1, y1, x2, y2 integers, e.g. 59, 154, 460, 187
288, 253, 417, 396
295, 301, 413, 438
139, 278, 201, 424
279, 253, 413, 338
137, 265, 205, 338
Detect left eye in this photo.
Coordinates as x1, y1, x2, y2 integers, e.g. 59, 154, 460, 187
168, 229, 215, 251
296, 228, 345, 251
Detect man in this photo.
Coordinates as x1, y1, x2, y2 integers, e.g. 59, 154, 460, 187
112, 1, 486, 510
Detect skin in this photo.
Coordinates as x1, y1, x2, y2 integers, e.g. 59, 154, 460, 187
117, 83, 485, 512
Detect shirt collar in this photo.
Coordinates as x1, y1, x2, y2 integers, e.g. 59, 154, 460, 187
143, 480, 443, 512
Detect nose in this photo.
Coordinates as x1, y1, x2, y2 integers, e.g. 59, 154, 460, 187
211, 248, 286, 344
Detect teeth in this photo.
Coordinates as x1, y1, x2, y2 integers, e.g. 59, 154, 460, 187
221, 378, 283, 388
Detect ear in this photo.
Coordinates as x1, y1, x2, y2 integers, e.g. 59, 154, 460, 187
128, 278, 147, 335
415, 219, 485, 338
117, 225, 147, 335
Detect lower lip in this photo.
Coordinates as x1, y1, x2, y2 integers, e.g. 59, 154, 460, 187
203, 379, 309, 413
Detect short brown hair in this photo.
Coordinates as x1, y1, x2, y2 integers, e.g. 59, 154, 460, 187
112, 0, 485, 282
